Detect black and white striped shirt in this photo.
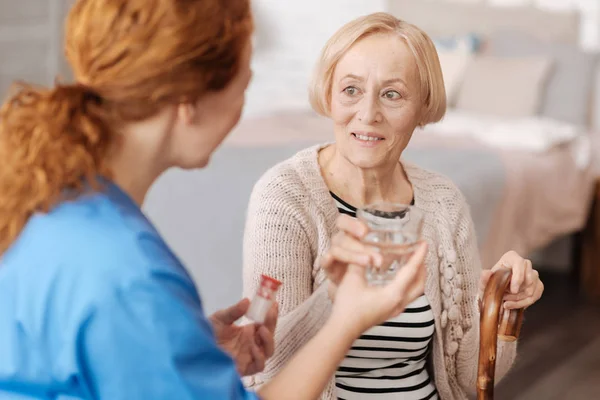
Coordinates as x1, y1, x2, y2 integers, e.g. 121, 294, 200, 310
331, 192, 438, 400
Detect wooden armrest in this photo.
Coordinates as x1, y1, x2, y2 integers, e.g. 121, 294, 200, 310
477, 268, 525, 400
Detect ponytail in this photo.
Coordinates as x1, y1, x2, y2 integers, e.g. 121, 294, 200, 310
0, 83, 113, 254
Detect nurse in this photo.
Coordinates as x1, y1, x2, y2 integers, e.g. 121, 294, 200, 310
0, 0, 428, 399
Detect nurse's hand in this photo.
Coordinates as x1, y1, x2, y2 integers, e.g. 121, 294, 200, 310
320, 214, 382, 300
209, 298, 278, 376
330, 241, 428, 333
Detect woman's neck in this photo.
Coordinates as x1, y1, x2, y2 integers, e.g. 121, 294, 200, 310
318, 144, 413, 207
108, 117, 173, 206
109, 145, 166, 206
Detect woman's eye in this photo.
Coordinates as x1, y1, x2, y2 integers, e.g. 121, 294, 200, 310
383, 90, 401, 100
343, 86, 358, 96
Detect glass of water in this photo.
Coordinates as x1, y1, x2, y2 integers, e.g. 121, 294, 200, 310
356, 202, 424, 286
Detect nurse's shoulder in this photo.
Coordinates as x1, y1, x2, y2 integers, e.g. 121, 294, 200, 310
2, 185, 187, 297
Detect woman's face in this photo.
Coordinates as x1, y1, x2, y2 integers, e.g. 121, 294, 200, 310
172, 40, 253, 169
330, 33, 422, 170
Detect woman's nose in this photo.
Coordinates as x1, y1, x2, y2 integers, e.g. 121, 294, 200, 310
357, 95, 382, 124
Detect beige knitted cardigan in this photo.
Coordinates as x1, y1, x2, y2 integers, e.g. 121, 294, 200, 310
242, 144, 517, 400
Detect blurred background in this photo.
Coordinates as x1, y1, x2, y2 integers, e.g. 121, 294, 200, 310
2, 0, 600, 398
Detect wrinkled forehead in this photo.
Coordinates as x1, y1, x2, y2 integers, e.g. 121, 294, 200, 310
333, 33, 420, 89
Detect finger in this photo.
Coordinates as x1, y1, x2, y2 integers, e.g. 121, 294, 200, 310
504, 280, 543, 309
509, 258, 527, 294
515, 279, 542, 302
319, 252, 335, 270
329, 232, 371, 261
328, 240, 380, 268
322, 259, 347, 285
494, 250, 521, 269
536, 280, 544, 301
257, 325, 275, 358
249, 343, 266, 375
390, 260, 427, 316
319, 253, 348, 282
263, 302, 278, 333
494, 251, 528, 294
502, 292, 528, 302
331, 231, 379, 255
502, 285, 535, 302
211, 298, 250, 325
336, 214, 369, 239
386, 242, 428, 302
503, 299, 528, 309
504, 296, 535, 310
343, 263, 368, 285
338, 263, 370, 293
524, 262, 536, 288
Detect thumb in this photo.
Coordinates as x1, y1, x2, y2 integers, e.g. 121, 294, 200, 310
386, 241, 428, 301
212, 298, 250, 325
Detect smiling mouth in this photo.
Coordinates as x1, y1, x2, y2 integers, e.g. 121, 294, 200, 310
352, 133, 384, 141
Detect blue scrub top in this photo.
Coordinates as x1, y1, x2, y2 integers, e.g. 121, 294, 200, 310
0, 180, 259, 400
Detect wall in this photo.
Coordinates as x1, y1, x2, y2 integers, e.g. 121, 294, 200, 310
244, 0, 600, 118
0, 0, 69, 99
2, 1, 598, 109
245, 0, 387, 117
505, 0, 600, 50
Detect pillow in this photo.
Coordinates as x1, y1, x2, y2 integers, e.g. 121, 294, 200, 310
436, 51, 473, 105
433, 33, 480, 105
454, 55, 553, 118
424, 109, 582, 153
485, 30, 598, 126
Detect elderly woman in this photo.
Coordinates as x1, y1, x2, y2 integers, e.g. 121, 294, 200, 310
0, 2, 431, 399
243, 12, 544, 400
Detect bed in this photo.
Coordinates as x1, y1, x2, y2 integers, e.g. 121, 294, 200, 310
143, 0, 600, 313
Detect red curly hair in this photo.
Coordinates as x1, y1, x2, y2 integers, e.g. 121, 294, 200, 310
0, 0, 253, 253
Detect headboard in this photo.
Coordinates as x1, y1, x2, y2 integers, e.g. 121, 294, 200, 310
385, 0, 600, 131
386, 0, 581, 45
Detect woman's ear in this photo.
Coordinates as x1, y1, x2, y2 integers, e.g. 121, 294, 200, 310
177, 103, 198, 125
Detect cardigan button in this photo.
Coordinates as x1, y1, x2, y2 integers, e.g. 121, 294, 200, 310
442, 296, 450, 308
455, 273, 463, 286
441, 310, 448, 328
449, 305, 460, 321
442, 282, 452, 296
444, 267, 455, 280
447, 341, 459, 355
455, 325, 464, 339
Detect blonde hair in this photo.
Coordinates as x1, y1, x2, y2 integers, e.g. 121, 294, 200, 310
308, 12, 446, 125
